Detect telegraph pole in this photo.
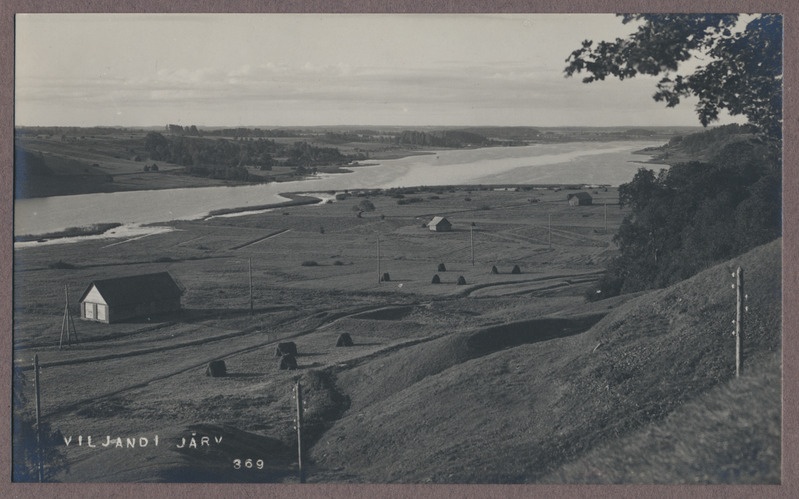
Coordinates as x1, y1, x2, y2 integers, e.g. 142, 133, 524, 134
34, 354, 43, 482
248, 258, 253, 316
377, 233, 381, 284
470, 225, 475, 266
735, 267, 744, 377
295, 381, 304, 483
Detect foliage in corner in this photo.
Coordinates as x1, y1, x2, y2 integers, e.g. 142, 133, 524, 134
12, 366, 69, 482
565, 14, 782, 139
588, 128, 781, 299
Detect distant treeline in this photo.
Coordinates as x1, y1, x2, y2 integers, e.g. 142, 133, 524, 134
144, 132, 364, 180
165, 124, 301, 138
394, 130, 495, 148
590, 124, 781, 299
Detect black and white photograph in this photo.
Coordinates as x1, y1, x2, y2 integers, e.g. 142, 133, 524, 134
7, 8, 787, 489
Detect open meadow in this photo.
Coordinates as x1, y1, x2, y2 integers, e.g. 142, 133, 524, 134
12, 181, 781, 483
13, 185, 649, 481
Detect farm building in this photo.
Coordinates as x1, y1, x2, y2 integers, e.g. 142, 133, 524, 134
427, 216, 453, 232
567, 192, 593, 206
78, 272, 183, 324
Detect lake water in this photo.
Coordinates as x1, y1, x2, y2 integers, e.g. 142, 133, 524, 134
14, 141, 665, 238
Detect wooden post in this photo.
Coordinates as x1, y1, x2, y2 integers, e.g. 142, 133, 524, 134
248, 258, 253, 316
735, 266, 744, 377
470, 225, 474, 266
59, 284, 78, 349
604, 203, 608, 234
295, 381, 304, 483
548, 214, 552, 248
377, 234, 381, 284
34, 354, 43, 483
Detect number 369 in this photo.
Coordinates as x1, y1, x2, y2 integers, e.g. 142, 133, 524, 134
233, 459, 264, 470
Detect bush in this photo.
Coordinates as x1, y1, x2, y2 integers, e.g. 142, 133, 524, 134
13, 367, 68, 481
301, 260, 319, 267
358, 199, 376, 212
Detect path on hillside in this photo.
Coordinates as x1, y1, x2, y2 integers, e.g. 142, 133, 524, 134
33, 301, 420, 419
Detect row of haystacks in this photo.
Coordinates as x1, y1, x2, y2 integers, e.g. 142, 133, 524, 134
206, 334, 355, 376
308, 239, 781, 482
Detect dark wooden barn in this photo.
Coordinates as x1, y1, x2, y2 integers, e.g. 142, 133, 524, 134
427, 216, 453, 232
567, 192, 593, 206
78, 272, 183, 324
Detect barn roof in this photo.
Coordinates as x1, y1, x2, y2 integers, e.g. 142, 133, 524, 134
428, 216, 451, 227
79, 272, 183, 306
567, 192, 593, 200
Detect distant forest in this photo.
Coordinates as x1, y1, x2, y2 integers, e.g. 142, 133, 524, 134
143, 131, 359, 180
589, 124, 782, 299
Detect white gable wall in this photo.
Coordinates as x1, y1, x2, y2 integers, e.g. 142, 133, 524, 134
81, 285, 109, 322
82, 285, 107, 305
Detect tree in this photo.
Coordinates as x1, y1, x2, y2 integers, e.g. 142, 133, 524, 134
564, 14, 782, 139
13, 366, 68, 481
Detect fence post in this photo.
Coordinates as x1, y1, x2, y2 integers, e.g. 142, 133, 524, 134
295, 381, 304, 483
248, 258, 253, 316
735, 266, 744, 377
377, 234, 381, 284
34, 354, 43, 482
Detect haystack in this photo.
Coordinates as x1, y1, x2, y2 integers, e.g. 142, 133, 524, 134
491, 265, 499, 274
437, 263, 447, 272
279, 354, 298, 370
511, 264, 522, 274
206, 360, 227, 377
275, 341, 298, 357
336, 333, 354, 347
457, 275, 467, 285
381, 272, 391, 282
431, 274, 441, 284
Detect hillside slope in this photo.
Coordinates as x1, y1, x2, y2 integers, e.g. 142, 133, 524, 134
308, 239, 781, 483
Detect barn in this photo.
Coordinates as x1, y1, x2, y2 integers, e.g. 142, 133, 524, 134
78, 272, 183, 324
567, 192, 593, 206
427, 216, 453, 232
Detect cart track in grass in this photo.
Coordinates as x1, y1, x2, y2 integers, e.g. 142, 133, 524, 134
36, 301, 421, 419
458, 269, 606, 298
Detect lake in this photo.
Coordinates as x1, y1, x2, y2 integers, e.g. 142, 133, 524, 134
14, 141, 665, 238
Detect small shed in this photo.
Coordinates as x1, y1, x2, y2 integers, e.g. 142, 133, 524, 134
78, 272, 183, 324
567, 192, 593, 206
427, 216, 452, 232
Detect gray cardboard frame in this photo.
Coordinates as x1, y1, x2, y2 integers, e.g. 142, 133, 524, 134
2, 1, 796, 497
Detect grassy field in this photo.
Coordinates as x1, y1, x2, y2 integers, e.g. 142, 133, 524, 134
12, 186, 781, 483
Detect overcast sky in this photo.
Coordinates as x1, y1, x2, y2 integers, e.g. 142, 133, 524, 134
15, 14, 745, 128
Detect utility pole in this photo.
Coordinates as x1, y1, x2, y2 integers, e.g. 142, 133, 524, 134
34, 354, 43, 483
248, 258, 253, 316
295, 381, 304, 483
377, 233, 381, 284
470, 225, 475, 266
735, 267, 745, 377
604, 203, 608, 234
548, 214, 552, 249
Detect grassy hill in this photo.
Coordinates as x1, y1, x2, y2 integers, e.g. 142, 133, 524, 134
308, 239, 781, 483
